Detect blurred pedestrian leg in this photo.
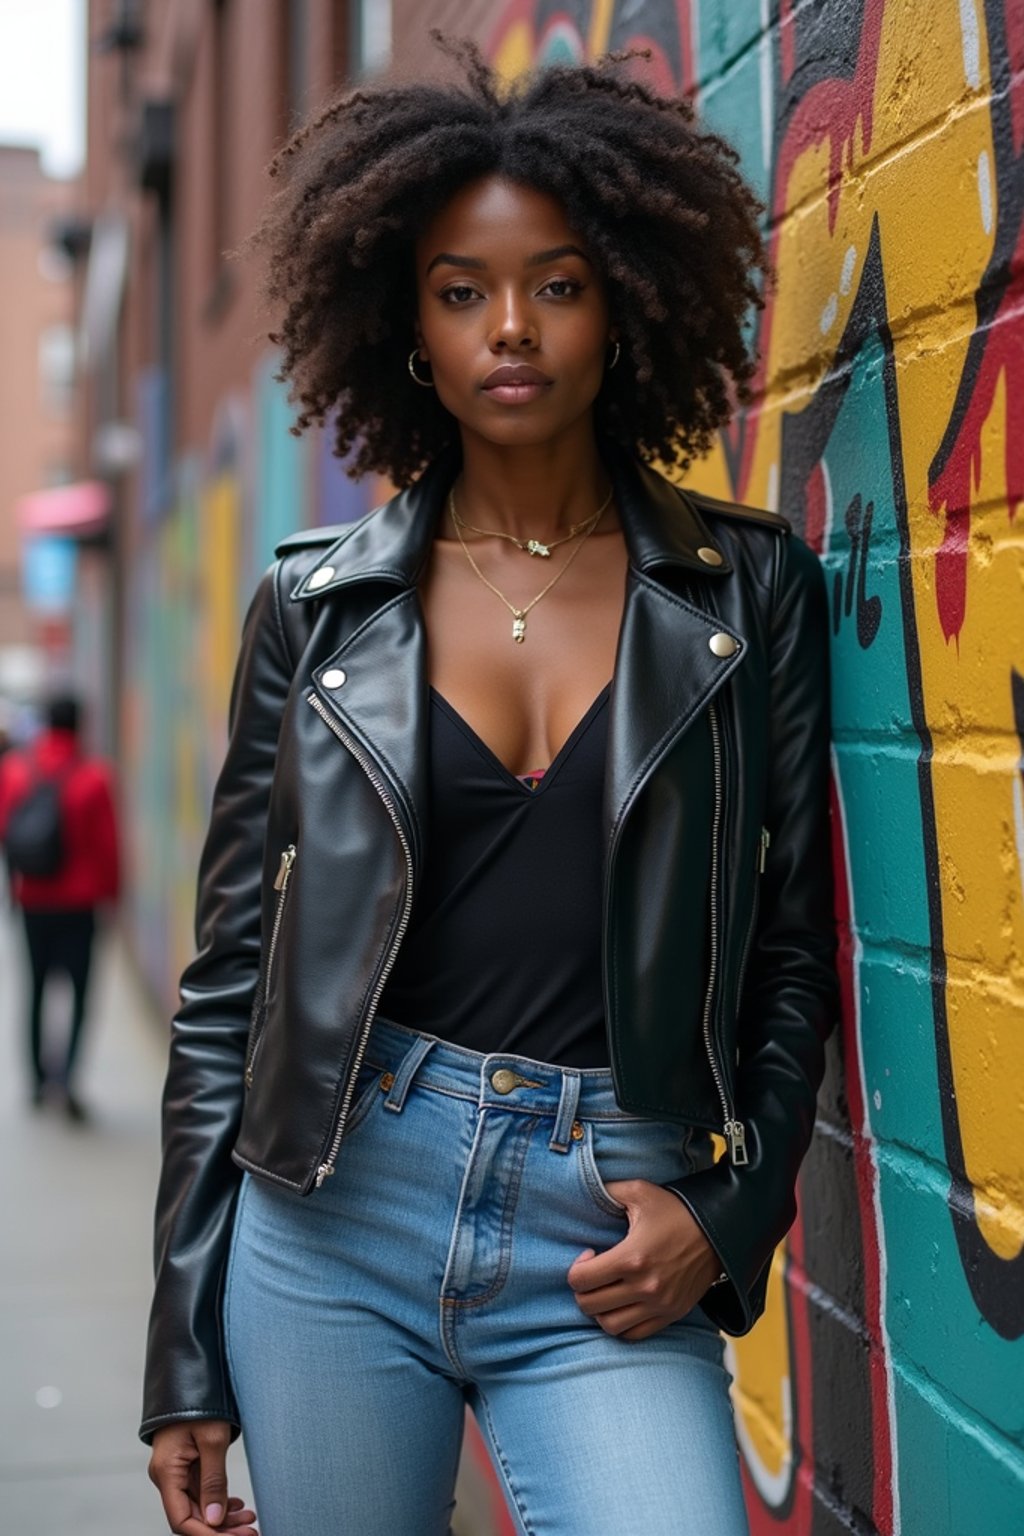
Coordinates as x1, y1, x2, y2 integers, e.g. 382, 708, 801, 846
0, 693, 120, 1118
22, 907, 96, 1110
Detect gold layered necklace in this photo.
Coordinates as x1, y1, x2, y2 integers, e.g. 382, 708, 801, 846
450, 483, 613, 557
448, 485, 610, 644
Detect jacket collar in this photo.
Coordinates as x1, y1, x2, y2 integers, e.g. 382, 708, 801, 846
290, 439, 733, 602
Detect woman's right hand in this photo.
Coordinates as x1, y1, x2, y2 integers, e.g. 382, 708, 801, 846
148, 1420, 259, 1535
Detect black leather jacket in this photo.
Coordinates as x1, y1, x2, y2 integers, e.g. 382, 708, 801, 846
141, 441, 838, 1444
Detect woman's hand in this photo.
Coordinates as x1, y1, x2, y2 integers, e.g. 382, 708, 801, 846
148, 1420, 259, 1535
567, 1180, 723, 1341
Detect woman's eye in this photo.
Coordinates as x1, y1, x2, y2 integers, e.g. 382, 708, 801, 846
541, 277, 583, 298
440, 285, 480, 305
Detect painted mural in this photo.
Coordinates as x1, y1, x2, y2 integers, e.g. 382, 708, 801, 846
484, 2, 1023, 1533
123, 369, 374, 1010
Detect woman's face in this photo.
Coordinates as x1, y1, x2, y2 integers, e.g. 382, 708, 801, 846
413, 175, 613, 449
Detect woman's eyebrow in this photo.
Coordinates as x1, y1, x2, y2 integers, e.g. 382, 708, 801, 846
425, 244, 591, 276
425, 252, 486, 275
526, 244, 591, 267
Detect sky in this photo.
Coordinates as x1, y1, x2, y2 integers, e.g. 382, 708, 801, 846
0, 0, 86, 179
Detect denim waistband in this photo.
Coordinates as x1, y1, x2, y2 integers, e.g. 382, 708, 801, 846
364, 1018, 659, 1150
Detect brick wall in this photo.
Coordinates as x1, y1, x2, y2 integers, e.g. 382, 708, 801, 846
388, 2, 1024, 1531
83, 0, 379, 1002
0, 147, 75, 656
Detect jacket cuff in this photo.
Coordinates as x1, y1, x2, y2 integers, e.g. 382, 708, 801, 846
138, 1408, 242, 1448
662, 1172, 773, 1335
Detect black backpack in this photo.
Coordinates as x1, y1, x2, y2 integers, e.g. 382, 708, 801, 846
4, 759, 74, 878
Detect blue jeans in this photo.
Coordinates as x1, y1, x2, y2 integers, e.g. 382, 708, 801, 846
224, 1020, 749, 1535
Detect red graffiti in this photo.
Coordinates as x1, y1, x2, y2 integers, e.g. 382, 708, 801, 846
775, 0, 885, 235
804, 460, 829, 554
928, 238, 1024, 645
738, 0, 886, 498
1007, 0, 1024, 155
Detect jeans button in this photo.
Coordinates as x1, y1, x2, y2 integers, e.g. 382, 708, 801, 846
491, 1068, 517, 1094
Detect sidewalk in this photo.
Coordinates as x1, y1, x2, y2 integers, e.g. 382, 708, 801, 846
0, 901, 505, 1534
0, 904, 255, 1532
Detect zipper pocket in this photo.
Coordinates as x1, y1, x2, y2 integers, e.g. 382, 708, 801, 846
701, 703, 748, 1167
244, 843, 297, 1089
735, 826, 770, 1002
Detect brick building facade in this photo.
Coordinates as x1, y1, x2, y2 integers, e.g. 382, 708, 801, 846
0, 146, 77, 710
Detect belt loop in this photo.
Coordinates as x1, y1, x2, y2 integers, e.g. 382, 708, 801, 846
384, 1035, 436, 1113
550, 1070, 581, 1152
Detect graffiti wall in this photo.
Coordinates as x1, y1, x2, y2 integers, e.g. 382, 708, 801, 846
478, 2, 1023, 1532
122, 370, 377, 1011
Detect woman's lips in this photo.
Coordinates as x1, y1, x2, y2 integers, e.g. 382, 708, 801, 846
482, 380, 552, 404
480, 363, 553, 404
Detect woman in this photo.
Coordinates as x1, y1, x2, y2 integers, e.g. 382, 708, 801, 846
144, 38, 837, 1536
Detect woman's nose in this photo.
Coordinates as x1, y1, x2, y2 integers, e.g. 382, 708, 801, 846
488, 290, 538, 350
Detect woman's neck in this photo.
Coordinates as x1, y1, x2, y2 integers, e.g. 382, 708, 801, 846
450, 421, 615, 545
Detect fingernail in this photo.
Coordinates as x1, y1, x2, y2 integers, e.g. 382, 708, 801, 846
205, 1505, 223, 1524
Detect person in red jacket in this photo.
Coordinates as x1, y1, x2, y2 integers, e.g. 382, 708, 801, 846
0, 693, 120, 1118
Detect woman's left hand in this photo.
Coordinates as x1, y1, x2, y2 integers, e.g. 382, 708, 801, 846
567, 1180, 723, 1341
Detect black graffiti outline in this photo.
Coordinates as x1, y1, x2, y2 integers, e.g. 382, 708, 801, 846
832, 492, 883, 647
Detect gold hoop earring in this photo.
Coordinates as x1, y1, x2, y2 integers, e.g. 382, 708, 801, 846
606, 339, 621, 371
408, 349, 435, 388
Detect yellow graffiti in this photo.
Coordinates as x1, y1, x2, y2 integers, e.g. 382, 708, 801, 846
690, 4, 1023, 1262
492, 21, 534, 84
202, 471, 241, 747
728, 1248, 795, 1498
588, 0, 615, 57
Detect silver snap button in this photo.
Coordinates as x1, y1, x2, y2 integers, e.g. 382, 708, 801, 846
308, 565, 335, 590
322, 668, 347, 688
708, 632, 738, 658
697, 545, 724, 567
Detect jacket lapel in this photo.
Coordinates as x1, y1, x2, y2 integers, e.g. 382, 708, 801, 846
601, 447, 745, 844
301, 453, 456, 870
309, 588, 430, 869
296, 442, 748, 861
604, 572, 745, 844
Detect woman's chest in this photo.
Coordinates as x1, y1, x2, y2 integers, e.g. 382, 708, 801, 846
417, 533, 628, 779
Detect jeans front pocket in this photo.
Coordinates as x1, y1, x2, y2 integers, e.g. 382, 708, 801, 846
339, 1060, 388, 1143
578, 1115, 697, 1219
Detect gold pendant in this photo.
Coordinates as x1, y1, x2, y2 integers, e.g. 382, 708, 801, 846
512, 613, 526, 643
525, 539, 551, 558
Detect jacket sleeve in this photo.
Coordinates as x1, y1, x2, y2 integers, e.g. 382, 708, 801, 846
666, 532, 839, 1334
140, 561, 294, 1444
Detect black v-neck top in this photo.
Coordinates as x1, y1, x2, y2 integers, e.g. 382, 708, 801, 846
377, 684, 611, 1067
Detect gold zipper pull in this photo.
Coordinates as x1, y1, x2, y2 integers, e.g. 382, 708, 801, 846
758, 827, 771, 874
273, 844, 297, 891
725, 1119, 748, 1166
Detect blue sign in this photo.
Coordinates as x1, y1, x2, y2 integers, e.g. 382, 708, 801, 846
22, 536, 77, 612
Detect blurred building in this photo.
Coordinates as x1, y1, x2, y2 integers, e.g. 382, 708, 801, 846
0, 145, 79, 726
77, 0, 397, 1005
